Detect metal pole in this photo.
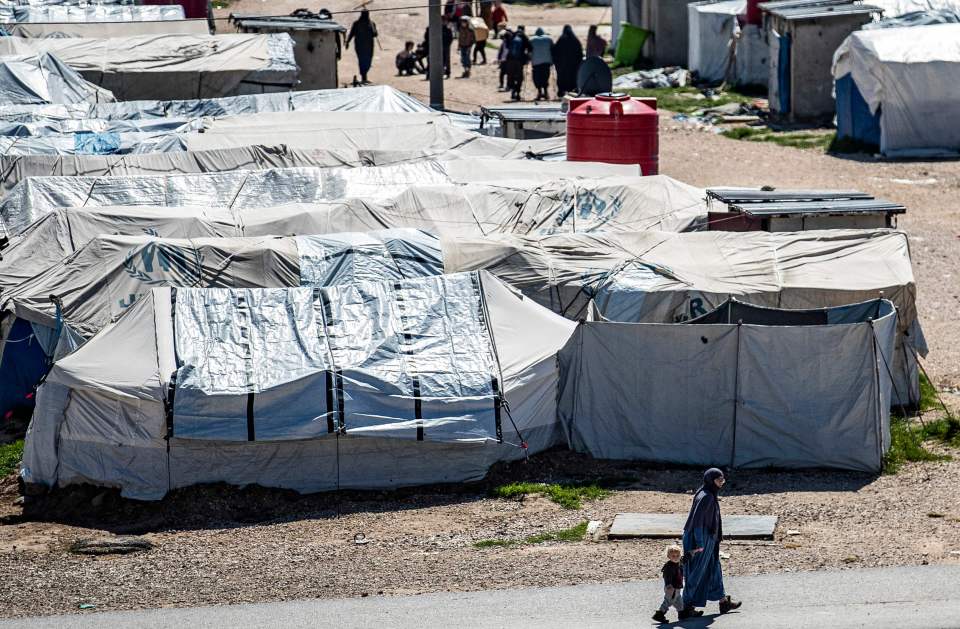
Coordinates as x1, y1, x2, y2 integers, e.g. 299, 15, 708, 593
428, 0, 444, 110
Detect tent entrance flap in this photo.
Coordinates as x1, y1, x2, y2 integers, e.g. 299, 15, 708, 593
170, 274, 503, 444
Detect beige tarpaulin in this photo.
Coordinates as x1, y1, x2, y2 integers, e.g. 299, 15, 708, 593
0, 34, 297, 99
442, 229, 925, 405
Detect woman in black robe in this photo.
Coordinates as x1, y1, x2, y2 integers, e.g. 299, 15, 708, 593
552, 25, 583, 98
346, 10, 379, 84
681, 468, 742, 619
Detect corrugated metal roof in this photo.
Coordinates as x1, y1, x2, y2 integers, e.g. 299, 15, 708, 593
480, 106, 567, 122
767, 2, 882, 19
730, 199, 906, 217
707, 188, 872, 203
758, 0, 850, 13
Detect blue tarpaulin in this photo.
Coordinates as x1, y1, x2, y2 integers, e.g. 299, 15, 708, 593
835, 73, 881, 148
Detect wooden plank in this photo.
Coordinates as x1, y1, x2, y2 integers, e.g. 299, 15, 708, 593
608, 513, 777, 540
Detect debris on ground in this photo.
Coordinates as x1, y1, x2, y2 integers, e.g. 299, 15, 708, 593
612, 66, 689, 90
69, 537, 154, 556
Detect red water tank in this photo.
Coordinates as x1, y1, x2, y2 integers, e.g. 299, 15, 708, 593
566, 93, 659, 176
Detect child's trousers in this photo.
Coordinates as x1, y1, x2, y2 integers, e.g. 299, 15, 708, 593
659, 588, 684, 613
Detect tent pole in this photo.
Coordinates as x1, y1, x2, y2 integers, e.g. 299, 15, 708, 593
869, 320, 884, 468
428, 0, 444, 110
730, 320, 742, 469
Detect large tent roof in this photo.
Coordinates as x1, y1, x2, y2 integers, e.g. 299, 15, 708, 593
0, 53, 114, 106
1, 231, 443, 340
0, 85, 441, 122
0, 163, 704, 239
1, 4, 185, 22
133, 111, 566, 159
442, 229, 918, 329
0, 33, 298, 100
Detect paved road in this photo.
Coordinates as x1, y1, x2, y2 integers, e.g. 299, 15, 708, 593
6, 565, 960, 628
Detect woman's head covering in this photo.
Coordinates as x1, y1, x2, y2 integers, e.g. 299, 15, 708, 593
359, 9, 370, 21
684, 468, 724, 538
702, 468, 725, 494
588, 24, 597, 37
562, 24, 575, 38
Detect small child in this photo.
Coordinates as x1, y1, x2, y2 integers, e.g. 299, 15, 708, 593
652, 545, 685, 624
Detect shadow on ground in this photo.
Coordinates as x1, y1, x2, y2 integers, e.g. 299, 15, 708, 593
3, 448, 876, 534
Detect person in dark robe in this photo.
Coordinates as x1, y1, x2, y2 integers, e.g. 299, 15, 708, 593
585, 24, 607, 58
505, 24, 531, 100
681, 468, 742, 619
346, 9, 378, 84
552, 25, 582, 98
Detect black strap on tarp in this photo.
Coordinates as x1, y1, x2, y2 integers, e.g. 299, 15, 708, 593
394, 281, 425, 441
325, 370, 336, 434
246, 392, 256, 441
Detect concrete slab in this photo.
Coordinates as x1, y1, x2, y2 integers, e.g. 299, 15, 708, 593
607, 513, 777, 540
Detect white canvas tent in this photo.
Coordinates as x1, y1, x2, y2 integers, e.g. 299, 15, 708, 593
0, 230, 443, 420
558, 299, 898, 472
0, 165, 705, 240
0, 85, 442, 123
22, 272, 576, 499
0, 33, 298, 100
833, 23, 960, 156
442, 229, 924, 405
0, 54, 114, 106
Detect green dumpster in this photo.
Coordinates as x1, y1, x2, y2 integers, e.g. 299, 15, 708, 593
614, 22, 650, 67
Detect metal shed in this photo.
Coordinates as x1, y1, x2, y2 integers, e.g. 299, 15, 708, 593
229, 13, 345, 91
479, 105, 566, 139
762, 0, 881, 122
706, 188, 905, 230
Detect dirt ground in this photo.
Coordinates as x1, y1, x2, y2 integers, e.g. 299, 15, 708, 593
2, 447, 960, 619
0, 2, 957, 620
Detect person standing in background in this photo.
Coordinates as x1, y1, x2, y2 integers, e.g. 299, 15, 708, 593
345, 9, 378, 84
552, 24, 583, 97
586, 24, 607, 58
472, 16, 489, 64
497, 28, 513, 90
529, 27, 553, 100
491, 0, 508, 36
458, 16, 476, 78
505, 24, 531, 100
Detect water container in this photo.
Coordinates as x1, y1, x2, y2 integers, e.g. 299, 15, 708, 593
566, 92, 659, 175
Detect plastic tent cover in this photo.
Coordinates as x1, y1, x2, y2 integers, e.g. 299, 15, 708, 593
558, 299, 897, 472
0, 165, 704, 239
833, 23, 960, 156
0, 34, 298, 100
0, 231, 443, 340
173, 274, 501, 442
0, 54, 115, 106
0, 85, 439, 122
0, 4, 184, 22
442, 230, 918, 330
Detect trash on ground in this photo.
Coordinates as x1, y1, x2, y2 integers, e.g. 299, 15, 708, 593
612, 66, 688, 90
69, 537, 154, 556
